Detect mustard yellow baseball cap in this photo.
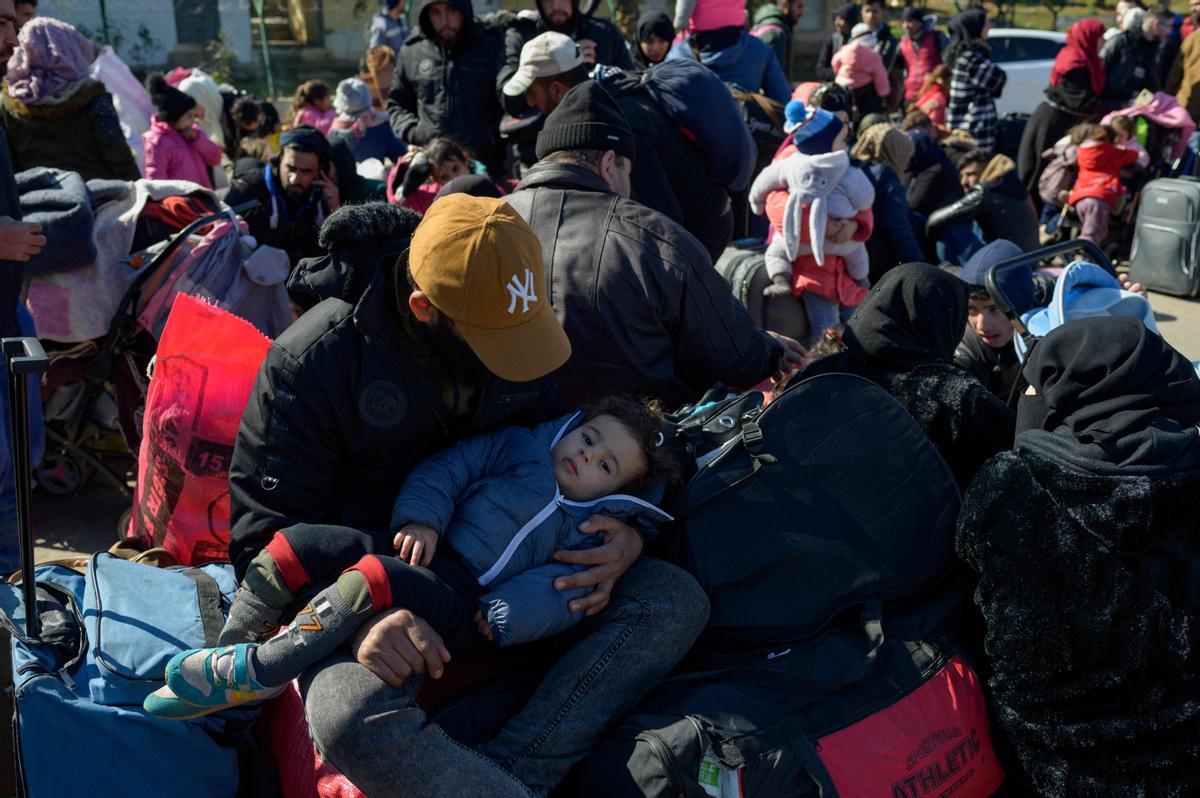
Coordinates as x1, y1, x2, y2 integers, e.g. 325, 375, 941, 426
408, 194, 571, 383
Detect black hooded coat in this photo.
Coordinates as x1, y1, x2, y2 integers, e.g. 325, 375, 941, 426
802, 263, 1015, 488
387, 0, 505, 167
956, 317, 1200, 796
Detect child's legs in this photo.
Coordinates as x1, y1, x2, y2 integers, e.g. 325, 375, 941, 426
802, 292, 841, 341
1074, 197, 1110, 245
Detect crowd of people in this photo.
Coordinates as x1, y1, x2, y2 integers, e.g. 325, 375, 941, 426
0, 0, 1198, 794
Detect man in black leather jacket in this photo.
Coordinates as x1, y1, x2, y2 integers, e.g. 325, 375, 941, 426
927, 150, 1039, 254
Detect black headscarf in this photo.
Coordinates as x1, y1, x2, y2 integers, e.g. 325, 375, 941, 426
842, 262, 970, 371
945, 8, 989, 67
833, 3, 860, 26
633, 11, 674, 68
1017, 317, 1200, 471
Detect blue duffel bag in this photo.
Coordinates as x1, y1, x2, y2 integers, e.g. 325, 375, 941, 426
0, 552, 256, 797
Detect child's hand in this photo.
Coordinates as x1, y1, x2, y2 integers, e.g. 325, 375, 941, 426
393, 523, 439, 566
473, 610, 495, 642
763, 273, 792, 297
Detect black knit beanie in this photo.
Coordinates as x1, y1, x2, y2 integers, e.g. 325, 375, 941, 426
147, 74, 197, 125
535, 81, 636, 162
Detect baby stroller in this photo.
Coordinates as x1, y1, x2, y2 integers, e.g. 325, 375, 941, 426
34, 201, 264, 512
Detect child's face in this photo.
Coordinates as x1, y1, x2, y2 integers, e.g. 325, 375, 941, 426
316, 95, 334, 112
431, 157, 469, 185
968, 296, 1015, 349
552, 414, 647, 501
1113, 127, 1131, 144
174, 108, 199, 132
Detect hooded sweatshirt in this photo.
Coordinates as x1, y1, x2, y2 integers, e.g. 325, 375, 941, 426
142, 116, 223, 188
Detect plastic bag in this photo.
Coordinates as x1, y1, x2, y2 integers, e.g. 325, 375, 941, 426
128, 295, 271, 564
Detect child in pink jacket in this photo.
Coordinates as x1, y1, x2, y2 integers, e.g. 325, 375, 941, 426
832, 23, 890, 116
291, 80, 336, 137
143, 74, 223, 188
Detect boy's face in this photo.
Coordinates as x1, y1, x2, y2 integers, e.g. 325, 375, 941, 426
431, 157, 468, 185
959, 161, 985, 191
552, 414, 647, 501
968, 295, 1015, 350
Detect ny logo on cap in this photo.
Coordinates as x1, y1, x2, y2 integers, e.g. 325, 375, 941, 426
507, 269, 538, 314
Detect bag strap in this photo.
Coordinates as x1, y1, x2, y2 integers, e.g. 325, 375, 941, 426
183, 569, 227, 647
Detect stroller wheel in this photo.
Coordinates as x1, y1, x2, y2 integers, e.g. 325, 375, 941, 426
116, 508, 133, 541
34, 448, 92, 496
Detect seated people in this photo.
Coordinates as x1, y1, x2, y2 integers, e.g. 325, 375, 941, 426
329, 77, 406, 165
951, 239, 1029, 403
927, 149, 1039, 258
147, 396, 681, 717
957, 317, 1200, 795
1068, 121, 1146, 247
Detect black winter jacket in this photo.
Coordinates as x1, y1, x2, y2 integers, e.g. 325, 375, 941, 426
228, 266, 559, 578
814, 31, 847, 82
952, 328, 1021, 404
956, 447, 1200, 796
864, 160, 927, 282
388, 0, 505, 166
505, 161, 780, 409
926, 169, 1039, 253
1101, 26, 1161, 102
224, 159, 325, 267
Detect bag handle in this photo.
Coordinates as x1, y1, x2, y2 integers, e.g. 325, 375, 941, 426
182, 569, 227, 647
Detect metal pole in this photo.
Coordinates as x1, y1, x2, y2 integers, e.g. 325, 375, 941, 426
99, 0, 112, 44
254, 0, 277, 100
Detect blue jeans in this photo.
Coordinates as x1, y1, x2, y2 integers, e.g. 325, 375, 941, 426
802, 292, 856, 342
300, 557, 709, 797
0, 305, 45, 573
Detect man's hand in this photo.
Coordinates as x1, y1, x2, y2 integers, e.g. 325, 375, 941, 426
350, 607, 451, 687
315, 170, 340, 213
1119, 272, 1148, 297
473, 609, 495, 642
0, 217, 45, 262
393, 522, 439, 566
766, 331, 806, 379
577, 38, 598, 64
552, 515, 644, 616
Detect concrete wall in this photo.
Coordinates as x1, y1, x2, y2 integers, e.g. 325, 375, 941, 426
39, 0, 178, 65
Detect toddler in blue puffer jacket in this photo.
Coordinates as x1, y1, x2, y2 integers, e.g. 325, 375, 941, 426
146, 396, 680, 719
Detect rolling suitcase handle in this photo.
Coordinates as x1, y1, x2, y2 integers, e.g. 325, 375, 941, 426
3, 337, 48, 640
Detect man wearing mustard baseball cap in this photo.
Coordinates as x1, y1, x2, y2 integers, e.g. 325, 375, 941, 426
228, 197, 706, 798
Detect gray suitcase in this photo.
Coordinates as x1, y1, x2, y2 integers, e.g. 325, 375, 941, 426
1129, 177, 1200, 297
714, 245, 812, 342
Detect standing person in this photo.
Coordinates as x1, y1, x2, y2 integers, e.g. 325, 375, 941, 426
506, 81, 804, 408
671, 17, 791, 104
0, 17, 138, 181
388, 0, 505, 173
957, 317, 1200, 797
631, 11, 673, 68
329, 77, 405, 164
815, 3, 859, 82
1106, 0, 1144, 41
1167, 10, 1200, 119
944, 8, 1006, 152
0, 0, 45, 574
1102, 5, 1173, 102
896, 6, 947, 106
860, 0, 898, 67
1017, 18, 1109, 200
142, 75, 223, 189
291, 80, 336, 137
369, 0, 409, 54
227, 195, 711, 797
832, 22, 891, 117
751, 0, 807, 79
1182, 0, 1199, 38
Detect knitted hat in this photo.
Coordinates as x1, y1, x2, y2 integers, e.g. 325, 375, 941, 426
850, 22, 875, 43
334, 77, 373, 117
785, 102, 845, 155
902, 6, 930, 23
280, 125, 333, 166
147, 73, 197, 125
536, 81, 636, 162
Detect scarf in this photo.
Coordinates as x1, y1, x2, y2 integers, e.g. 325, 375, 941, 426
1017, 317, 1200, 471
6, 17, 96, 103
944, 9, 988, 69
1051, 18, 1105, 95
852, 123, 915, 178
842, 262, 970, 371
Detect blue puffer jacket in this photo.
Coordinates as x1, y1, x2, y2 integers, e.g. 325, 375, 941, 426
390, 412, 672, 646
668, 31, 791, 105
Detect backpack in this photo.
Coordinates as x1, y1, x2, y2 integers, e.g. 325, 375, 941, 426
599, 60, 758, 192
1037, 143, 1079, 207
579, 374, 1005, 796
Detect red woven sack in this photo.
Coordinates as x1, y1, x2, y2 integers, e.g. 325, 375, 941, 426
128, 294, 272, 564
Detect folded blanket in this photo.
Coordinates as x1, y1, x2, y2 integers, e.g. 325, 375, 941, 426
16, 167, 98, 277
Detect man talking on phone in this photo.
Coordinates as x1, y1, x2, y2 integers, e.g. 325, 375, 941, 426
227, 125, 340, 267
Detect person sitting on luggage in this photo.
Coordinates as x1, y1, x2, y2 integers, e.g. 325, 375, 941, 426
831, 22, 891, 117
750, 101, 875, 338
1067, 122, 1145, 246
144, 396, 681, 718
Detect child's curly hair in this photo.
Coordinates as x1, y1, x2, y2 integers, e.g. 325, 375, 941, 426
578, 396, 683, 492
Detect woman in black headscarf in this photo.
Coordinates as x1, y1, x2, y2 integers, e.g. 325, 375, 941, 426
956, 317, 1200, 797
801, 262, 1015, 487
943, 9, 1007, 152
632, 11, 674, 69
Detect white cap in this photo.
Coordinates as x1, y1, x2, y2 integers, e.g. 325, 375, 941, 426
503, 32, 585, 97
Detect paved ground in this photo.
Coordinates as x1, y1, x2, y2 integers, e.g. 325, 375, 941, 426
22, 292, 1200, 563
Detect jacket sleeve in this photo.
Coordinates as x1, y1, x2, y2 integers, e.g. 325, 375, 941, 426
673, 246, 783, 390
926, 187, 983, 241
872, 169, 925, 263
190, 127, 224, 167
975, 58, 1007, 99
390, 426, 531, 533
480, 561, 591, 646
387, 54, 423, 144
142, 137, 169, 181
761, 47, 793, 105
89, 94, 141, 181
228, 345, 342, 579
873, 53, 892, 97
815, 36, 837, 82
